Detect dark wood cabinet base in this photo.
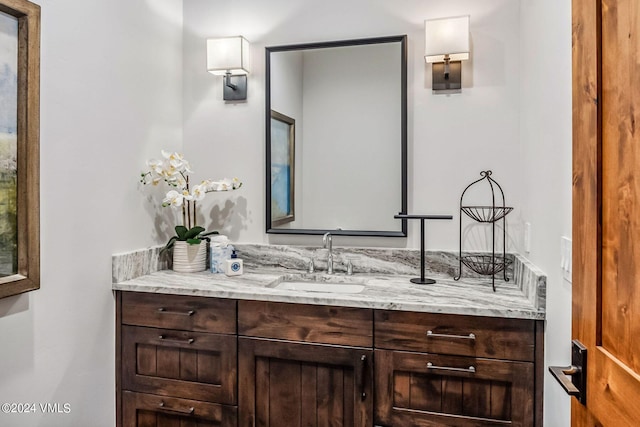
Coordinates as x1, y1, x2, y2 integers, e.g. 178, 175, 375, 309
116, 291, 543, 427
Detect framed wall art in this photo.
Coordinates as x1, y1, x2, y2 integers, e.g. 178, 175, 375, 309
269, 110, 295, 227
0, 0, 40, 299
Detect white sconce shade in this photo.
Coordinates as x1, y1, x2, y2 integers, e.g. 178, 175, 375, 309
424, 16, 470, 63
207, 36, 250, 75
207, 36, 250, 101
424, 15, 470, 93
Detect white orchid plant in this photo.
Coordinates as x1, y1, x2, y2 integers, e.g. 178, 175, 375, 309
140, 150, 242, 251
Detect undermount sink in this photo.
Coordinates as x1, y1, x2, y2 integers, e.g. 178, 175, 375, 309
271, 274, 367, 294
276, 282, 365, 294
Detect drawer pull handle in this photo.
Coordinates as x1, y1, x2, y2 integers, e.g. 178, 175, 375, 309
158, 335, 195, 344
426, 330, 476, 340
157, 307, 196, 316
158, 401, 195, 415
426, 362, 476, 374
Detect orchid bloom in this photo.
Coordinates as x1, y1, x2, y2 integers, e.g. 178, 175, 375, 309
161, 150, 193, 174
142, 150, 242, 231
206, 178, 242, 192
162, 190, 184, 207
191, 184, 207, 202
147, 158, 164, 175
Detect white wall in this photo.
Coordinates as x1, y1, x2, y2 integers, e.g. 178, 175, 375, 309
182, 0, 523, 249
519, 0, 572, 426
183, 1, 573, 425
0, 0, 183, 426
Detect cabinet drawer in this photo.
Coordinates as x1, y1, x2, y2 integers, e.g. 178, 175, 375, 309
121, 292, 236, 334
122, 326, 237, 405
375, 349, 534, 427
238, 300, 373, 347
375, 311, 535, 362
122, 391, 236, 427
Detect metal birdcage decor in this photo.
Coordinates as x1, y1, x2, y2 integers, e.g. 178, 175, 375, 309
454, 170, 513, 291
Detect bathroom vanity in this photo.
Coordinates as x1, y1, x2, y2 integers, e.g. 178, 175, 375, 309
113, 245, 545, 427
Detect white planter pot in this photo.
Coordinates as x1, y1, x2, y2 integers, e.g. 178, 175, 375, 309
172, 240, 206, 273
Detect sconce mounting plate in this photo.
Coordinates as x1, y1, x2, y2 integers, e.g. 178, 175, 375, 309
432, 61, 462, 94
223, 75, 247, 101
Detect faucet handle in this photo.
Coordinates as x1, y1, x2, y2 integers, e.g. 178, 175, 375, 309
307, 258, 315, 273
345, 259, 353, 275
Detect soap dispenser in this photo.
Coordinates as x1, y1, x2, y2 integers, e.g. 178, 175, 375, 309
225, 250, 243, 276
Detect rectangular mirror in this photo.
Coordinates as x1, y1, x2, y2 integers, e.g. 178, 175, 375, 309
266, 35, 407, 236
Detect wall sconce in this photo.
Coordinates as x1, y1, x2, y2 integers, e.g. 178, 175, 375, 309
424, 16, 470, 93
207, 36, 250, 101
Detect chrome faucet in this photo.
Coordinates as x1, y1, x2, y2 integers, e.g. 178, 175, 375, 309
322, 232, 334, 274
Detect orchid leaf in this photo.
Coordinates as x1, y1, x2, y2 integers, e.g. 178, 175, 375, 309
186, 238, 202, 245
184, 226, 205, 240
161, 236, 179, 253
175, 225, 188, 239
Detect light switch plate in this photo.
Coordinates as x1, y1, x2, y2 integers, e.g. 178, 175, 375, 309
561, 236, 572, 283
524, 222, 531, 253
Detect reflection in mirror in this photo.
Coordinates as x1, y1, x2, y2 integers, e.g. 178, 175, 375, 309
266, 36, 407, 236
270, 111, 295, 226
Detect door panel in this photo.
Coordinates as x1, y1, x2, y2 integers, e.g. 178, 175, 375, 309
573, 0, 640, 425
122, 326, 237, 405
600, 0, 640, 373
375, 350, 533, 426
238, 337, 373, 427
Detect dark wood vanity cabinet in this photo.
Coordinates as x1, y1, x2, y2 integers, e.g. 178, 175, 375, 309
117, 292, 238, 427
116, 292, 543, 427
374, 310, 542, 427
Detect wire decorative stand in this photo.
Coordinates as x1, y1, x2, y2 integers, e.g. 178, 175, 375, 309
454, 171, 512, 291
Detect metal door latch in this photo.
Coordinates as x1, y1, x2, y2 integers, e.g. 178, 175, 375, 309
549, 339, 587, 405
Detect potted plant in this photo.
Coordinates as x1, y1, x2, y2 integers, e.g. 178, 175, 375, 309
140, 150, 242, 272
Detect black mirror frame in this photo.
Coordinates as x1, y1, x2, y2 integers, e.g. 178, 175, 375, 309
265, 35, 408, 237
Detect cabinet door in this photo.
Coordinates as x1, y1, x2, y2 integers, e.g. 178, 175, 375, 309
239, 337, 373, 427
122, 391, 236, 427
123, 326, 237, 404
375, 350, 534, 427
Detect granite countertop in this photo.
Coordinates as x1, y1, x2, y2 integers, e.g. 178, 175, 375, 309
113, 270, 543, 319
112, 245, 546, 320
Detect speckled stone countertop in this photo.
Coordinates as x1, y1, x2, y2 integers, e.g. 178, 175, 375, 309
112, 244, 546, 320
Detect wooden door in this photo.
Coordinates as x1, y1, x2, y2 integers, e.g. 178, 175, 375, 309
238, 337, 373, 427
573, 0, 640, 425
